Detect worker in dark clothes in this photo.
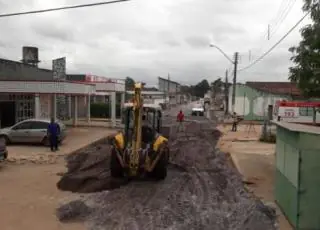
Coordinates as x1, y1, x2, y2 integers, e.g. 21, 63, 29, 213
47, 117, 60, 152
231, 112, 238, 132
177, 110, 185, 132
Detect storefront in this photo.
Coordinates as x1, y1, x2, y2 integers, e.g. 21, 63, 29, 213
0, 80, 95, 128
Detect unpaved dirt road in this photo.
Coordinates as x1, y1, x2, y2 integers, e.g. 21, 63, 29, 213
0, 161, 85, 230
57, 103, 277, 230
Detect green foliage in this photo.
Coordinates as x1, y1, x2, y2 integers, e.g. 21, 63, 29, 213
180, 79, 211, 98
288, 1, 320, 97
90, 103, 121, 118
211, 77, 223, 97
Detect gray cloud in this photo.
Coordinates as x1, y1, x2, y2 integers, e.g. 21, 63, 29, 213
185, 36, 209, 48
0, 0, 309, 85
32, 23, 75, 42
165, 40, 180, 47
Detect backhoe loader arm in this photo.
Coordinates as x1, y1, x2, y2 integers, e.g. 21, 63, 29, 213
129, 82, 144, 175
132, 83, 143, 151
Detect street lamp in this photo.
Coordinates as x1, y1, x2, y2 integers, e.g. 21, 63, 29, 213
209, 44, 239, 114
209, 44, 235, 64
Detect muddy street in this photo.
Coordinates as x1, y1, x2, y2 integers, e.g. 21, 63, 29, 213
56, 104, 277, 230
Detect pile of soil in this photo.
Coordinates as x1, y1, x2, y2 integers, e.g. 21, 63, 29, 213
56, 112, 278, 230
57, 142, 129, 193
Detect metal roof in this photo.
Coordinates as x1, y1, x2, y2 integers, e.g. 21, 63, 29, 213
246, 81, 301, 96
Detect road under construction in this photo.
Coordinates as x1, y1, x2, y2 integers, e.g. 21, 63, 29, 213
56, 103, 278, 230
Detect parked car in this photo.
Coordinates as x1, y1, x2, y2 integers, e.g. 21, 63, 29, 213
0, 119, 67, 146
0, 137, 8, 161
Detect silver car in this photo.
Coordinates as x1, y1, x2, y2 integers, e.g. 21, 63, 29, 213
0, 119, 67, 146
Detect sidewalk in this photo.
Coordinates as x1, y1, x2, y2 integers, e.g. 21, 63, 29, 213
217, 124, 292, 230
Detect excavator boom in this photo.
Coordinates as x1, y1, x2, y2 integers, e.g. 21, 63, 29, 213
129, 83, 144, 175
110, 82, 169, 180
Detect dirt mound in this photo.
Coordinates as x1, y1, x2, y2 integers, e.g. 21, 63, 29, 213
56, 200, 92, 222
57, 143, 129, 193
56, 111, 278, 229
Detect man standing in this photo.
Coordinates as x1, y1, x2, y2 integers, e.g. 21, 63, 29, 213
177, 110, 185, 132
231, 112, 238, 132
47, 117, 60, 152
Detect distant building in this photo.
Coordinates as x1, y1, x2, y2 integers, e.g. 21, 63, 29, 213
228, 81, 303, 120
67, 74, 125, 105
158, 77, 182, 105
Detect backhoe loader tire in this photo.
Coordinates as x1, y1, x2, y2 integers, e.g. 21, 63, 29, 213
153, 150, 169, 180
110, 148, 123, 178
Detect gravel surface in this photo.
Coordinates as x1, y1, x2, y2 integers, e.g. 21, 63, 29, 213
56, 104, 278, 230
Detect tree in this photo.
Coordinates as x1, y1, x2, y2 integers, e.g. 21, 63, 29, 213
125, 77, 135, 90
192, 79, 210, 98
179, 79, 210, 98
211, 77, 223, 98
288, 1, 320, 97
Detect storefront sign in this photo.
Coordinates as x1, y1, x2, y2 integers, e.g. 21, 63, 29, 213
53, 57, 66, 80
85, 75, 124, 84
278, 107, 298, 118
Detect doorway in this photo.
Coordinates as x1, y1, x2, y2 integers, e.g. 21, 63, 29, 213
0, 101, 16, 128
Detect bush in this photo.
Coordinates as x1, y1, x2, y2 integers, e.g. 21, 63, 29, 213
90, 103, 121, 119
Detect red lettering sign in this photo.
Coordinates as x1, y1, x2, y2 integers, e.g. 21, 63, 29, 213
284, 111, 294, 117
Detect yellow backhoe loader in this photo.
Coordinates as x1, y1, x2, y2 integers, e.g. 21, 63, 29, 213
109, 83, 169, 180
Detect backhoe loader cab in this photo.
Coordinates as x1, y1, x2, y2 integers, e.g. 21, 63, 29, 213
109, 83, 169, 180
122, 103, 163, 147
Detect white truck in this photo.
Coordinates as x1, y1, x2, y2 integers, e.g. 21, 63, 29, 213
191, 106, 204, 116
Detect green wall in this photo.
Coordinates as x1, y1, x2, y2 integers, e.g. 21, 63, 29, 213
275, 125, 320, 229
230, 84, 291, 121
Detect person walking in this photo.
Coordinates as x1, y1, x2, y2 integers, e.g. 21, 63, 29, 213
231, 112, 238, 132
177, 110, 185, 132
47, 117, 60, 152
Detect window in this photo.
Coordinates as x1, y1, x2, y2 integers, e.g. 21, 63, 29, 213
30, 121, 49, 130
299, 107, 313, 117
12, 121, 33, 130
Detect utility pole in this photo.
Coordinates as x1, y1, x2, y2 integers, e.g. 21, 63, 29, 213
225, 70, 229, 115
231, 52, 239, 114
209, 44, 238, 114
267, 24, 270, 40
167, 73, 170, 107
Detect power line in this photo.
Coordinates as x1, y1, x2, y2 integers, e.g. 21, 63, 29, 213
270, 0, 296, 38
271, 0, 291, 27
238, 11, 310, 72
251, 0, 294, 60
0, 0, 130, 18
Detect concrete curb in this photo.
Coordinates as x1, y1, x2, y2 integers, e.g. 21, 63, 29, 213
65, 124, 122, 130
228, 153, 246, 180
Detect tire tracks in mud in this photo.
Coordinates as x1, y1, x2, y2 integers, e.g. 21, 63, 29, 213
84, 124, 216, 230
57, 113, 277, 230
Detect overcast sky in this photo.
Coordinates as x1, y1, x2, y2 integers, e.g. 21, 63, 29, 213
0, 0, 310, 86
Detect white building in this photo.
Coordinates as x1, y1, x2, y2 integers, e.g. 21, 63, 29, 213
0, 56, 125, 128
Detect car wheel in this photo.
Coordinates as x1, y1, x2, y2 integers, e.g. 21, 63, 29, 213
42, 136, 50, 146
0, 135, 10, 145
